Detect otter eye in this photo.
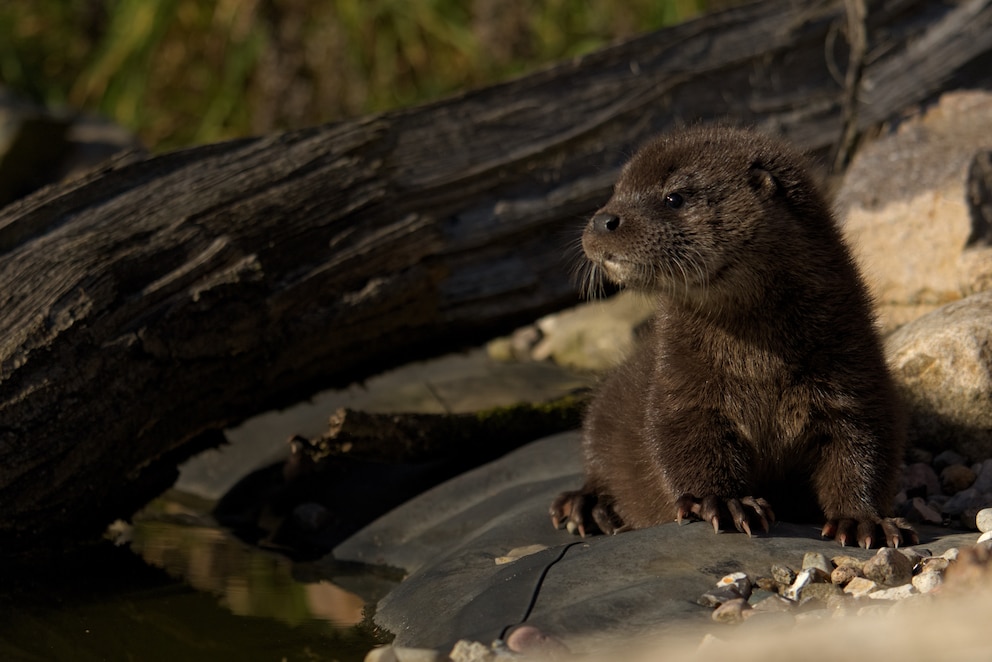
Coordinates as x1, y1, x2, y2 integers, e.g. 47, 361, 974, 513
665, 192, 684, 209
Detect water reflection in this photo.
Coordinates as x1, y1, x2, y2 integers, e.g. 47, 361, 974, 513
0, 492, 392, 662
130, 516, 367, 628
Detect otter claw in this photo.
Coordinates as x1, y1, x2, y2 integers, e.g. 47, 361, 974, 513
822, 517, 917, 548
675, 493, 773, 537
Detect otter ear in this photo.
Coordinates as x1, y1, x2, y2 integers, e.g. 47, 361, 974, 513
748, 165, 780, 196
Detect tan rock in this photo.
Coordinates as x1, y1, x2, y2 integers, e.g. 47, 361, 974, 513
528, 290, 654, 370
836, 90, 992, 331
862, 547, 914, 586
843, 576, 879, 598
885, 291, 992, 458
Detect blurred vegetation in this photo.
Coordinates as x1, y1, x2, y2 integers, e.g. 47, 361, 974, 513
0, 0, 716, 151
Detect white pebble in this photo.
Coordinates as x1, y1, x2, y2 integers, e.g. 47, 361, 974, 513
868, 584, 916, 600
976, 507, 992, 533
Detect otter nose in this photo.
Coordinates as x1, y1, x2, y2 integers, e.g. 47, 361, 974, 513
590, 211, 621, 234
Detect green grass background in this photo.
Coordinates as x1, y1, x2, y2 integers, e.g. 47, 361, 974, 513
0, 0, 720, 151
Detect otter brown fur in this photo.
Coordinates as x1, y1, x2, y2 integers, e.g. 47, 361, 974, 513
550, 126, 915, 548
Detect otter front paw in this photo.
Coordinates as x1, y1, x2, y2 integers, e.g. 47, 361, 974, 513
550, 489, 627, 536
675, 494, 775, 536
821, 517, 918, 548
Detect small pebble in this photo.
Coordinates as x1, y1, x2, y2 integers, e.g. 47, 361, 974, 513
911, 569, 943, 594
897, 547, 925, 568
716, 571, 752, 600
843, 576, 879, 598
801, 552, 831, 575
754, 576, 779, 593
941, 464, 976, 493
449, 640, 494, 662
942, 547, 960, 562
919, 556, 949, 573
783, 568, 828, 601
868, 584, 916, 601
504, 625, 570, 659
904, 497, 943, 525
831, 555, 864, 570
979, 531, 992, 544
798, 582, 843, 606
697, 585, 743, 608
711, 597, 749, 624
862, 547, 913, 586
770, 563, 796, 586
933, 449, 968, 472
830, 565, 860, 586
750, 595, 794, 612
977, 507, 992, 533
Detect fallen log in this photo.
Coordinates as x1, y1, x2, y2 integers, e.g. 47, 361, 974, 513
2, 0, 992, 552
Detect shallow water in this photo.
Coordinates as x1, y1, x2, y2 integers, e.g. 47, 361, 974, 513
0, 495, 391, 662
0, 352, 588, 661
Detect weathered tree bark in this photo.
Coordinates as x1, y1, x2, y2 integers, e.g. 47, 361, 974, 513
2, 0, 992, 552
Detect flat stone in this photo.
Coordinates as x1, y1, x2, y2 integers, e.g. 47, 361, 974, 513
328, 433, 979, 652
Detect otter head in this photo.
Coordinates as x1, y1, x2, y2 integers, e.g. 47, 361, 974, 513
580, 126, 826, 307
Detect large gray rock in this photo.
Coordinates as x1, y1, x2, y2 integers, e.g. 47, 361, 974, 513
886, 291, 992, 459
327, 433, 973, 653
836, 90, 992, 331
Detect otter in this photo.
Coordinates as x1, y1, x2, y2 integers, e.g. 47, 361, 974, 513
550, 126, 915, 548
